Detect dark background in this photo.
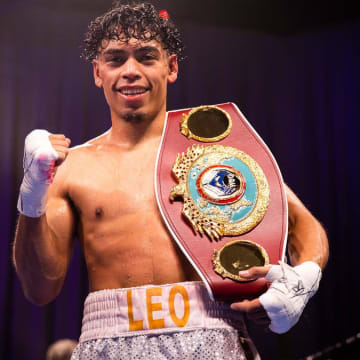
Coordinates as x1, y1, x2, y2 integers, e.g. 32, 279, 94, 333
1, 0, 359, 359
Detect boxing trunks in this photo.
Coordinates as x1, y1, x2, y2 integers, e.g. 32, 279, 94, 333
70, 281, 260, 360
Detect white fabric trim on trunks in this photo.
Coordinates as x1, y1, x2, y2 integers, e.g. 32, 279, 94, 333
80, 281, 247, 342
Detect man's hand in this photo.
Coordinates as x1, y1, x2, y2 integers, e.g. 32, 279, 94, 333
230, 266, 271, 327
17, 130, 71, 217
49, 134, 71, 168
231, 262, 322, 334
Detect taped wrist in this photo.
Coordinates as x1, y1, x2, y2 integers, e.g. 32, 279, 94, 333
259, 261, 322, 334
17, 130, 59, 217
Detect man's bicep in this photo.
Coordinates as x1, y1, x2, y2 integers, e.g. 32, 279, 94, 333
284, 183, 329, 268
285, 184, 308, 214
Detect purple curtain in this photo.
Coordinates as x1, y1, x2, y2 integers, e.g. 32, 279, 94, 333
1, 2, 359, 359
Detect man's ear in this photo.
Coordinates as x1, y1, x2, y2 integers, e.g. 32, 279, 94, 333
167, 55, 178, 84
93, 60, 103, 88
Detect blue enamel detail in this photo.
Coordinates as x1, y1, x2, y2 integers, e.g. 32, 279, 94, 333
188, 157, 258, 223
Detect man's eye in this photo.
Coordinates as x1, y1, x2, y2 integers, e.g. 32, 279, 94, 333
140, 55, 156, 62
107, 57, 124, 64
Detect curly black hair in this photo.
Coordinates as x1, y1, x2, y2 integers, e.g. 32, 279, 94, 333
81, 2, 184, 62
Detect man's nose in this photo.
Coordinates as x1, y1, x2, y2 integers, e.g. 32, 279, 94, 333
122, 58, 141, 81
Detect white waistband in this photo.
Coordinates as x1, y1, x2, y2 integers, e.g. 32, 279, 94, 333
80, 281, 246, 342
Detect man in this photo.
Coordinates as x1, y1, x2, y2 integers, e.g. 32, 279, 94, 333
13, 3, 329, 359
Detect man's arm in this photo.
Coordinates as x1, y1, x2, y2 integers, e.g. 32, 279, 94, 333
285, 184, 328, 269
13, 132, 75, 305
231, 184, 329, 332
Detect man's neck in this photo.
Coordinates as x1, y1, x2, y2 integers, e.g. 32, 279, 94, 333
107, 107, 166, 148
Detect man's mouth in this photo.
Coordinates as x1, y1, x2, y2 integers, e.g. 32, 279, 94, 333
118, 87, 148, 96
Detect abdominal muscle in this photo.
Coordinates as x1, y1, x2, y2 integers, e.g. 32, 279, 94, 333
78, 203, 200, 292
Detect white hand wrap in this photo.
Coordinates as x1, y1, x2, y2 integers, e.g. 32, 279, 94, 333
17, 130, 59, 218
259, 261, 322, 334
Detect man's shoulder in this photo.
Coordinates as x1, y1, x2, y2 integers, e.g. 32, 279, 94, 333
67, 130, 110, 157
50, 143, 95, 194
54, 141, 97, 179
68, 142, 94, 156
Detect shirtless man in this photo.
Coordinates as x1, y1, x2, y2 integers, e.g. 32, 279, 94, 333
13, 3, 329, 359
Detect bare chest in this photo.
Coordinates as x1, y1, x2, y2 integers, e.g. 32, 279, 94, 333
68, 147, 159, 220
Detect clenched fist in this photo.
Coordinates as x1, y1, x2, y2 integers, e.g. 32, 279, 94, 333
18, 130, 71, 217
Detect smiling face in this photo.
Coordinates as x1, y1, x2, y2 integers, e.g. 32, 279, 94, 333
93, 38, 178, 124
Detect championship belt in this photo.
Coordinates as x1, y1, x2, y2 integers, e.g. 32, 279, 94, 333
155, 103, 288, 301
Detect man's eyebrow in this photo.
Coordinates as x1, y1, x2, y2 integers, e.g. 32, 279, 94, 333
101, 46, 161, 58
135, 46, 161, 55
102, 48, 126, 57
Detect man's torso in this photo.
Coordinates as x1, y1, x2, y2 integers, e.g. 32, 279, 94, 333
55, 134, 199, 291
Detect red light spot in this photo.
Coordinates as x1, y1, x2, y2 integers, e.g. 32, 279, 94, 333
159, 9, 169, 20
